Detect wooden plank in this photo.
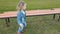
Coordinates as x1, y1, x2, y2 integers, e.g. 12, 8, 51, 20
0, 9, 60, 18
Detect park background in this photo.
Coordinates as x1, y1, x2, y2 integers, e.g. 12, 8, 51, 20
0, 0, 60, 34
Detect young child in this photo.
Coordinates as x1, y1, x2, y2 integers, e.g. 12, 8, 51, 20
17, 1, 27, 34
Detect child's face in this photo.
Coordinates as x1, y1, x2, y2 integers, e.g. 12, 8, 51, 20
23, 4, 26, 10
20, 4, 26, 10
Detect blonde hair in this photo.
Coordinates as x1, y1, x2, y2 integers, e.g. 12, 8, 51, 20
16, 1, 26, 10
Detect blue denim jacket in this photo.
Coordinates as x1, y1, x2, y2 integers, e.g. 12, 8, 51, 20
17, 10, 26, 24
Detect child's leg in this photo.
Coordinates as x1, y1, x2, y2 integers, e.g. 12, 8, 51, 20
18, 23, 24, 34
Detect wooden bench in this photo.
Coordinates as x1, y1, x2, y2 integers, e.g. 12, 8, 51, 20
0, 9, 60, 27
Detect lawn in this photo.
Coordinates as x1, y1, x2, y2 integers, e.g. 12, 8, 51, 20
0, 15, 60, 34
0, 0, 60, 12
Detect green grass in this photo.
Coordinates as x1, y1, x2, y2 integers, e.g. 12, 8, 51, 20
0, 15, 60, 34
0, 0, 60, 12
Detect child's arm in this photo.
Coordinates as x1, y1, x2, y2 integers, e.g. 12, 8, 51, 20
17, 12, 22, 24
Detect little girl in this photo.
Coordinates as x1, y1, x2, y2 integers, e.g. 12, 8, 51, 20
17, 1, 27, 34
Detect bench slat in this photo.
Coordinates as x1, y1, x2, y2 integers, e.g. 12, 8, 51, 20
0, 9, 60, 18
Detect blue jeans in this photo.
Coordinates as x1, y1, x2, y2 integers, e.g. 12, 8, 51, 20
18, 22, 27, 32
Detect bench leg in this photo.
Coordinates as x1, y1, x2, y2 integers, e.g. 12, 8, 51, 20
5, 18, 10, 27
53, 14, 56, 20
58, 16, 60, 21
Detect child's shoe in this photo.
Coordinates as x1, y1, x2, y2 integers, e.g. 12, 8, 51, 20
18, 32, 22, 34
